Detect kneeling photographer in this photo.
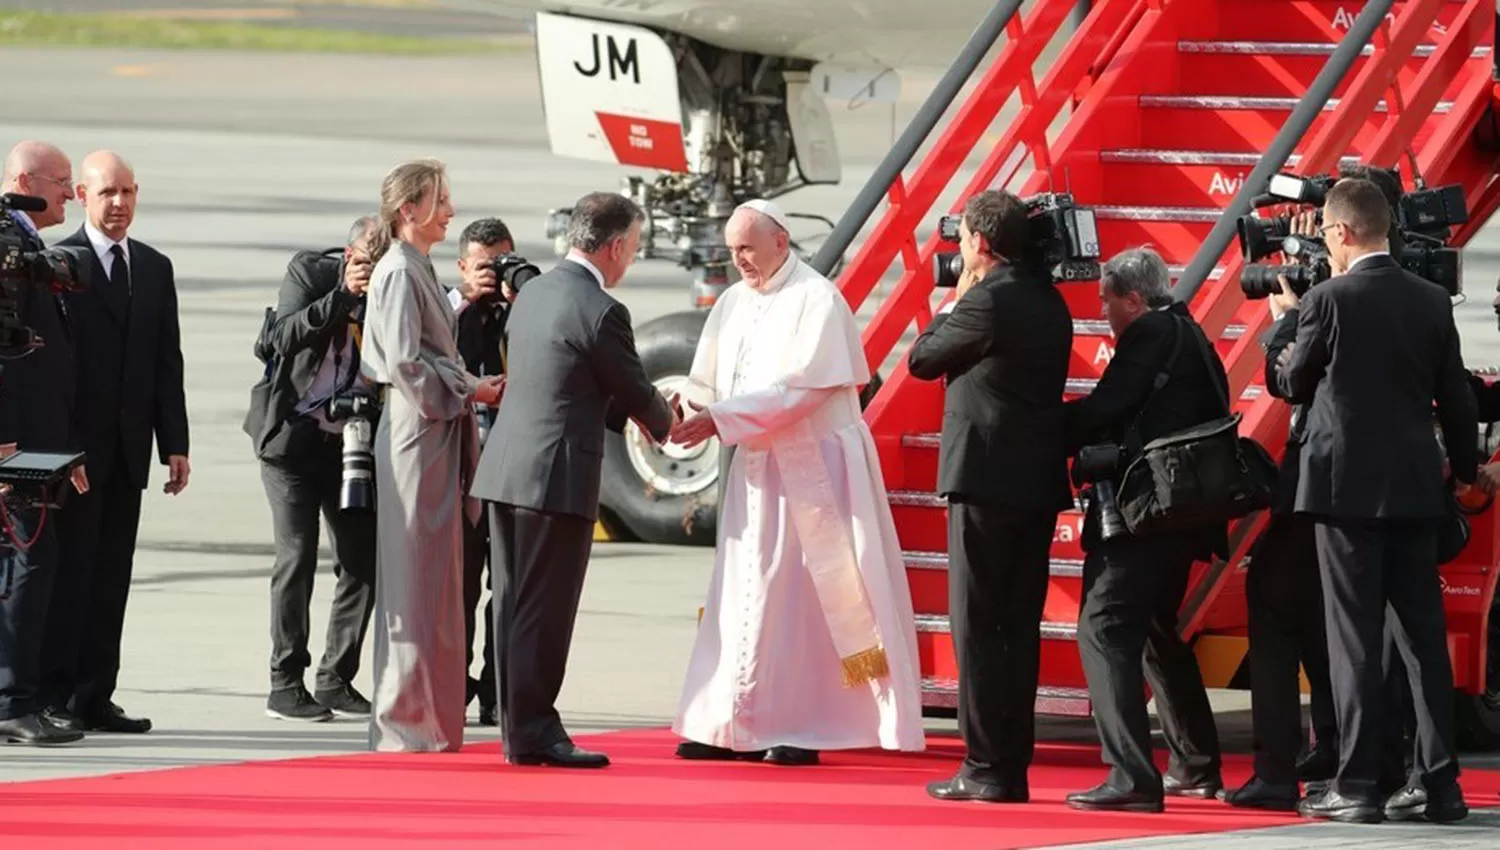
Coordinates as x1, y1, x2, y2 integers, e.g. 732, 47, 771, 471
1063, 247, 1231, 813
246, 216, 380, 722
448, 217, 537, 725
907, 190, 1076, 802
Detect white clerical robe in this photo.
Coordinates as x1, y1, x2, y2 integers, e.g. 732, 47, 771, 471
671, 255, 926, 753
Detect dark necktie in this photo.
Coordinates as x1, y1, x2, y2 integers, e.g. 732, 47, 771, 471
109, 244, 131, 315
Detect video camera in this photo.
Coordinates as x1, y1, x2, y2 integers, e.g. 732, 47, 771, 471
1, 193, 88, 353
934, 193, 1102, 287
1236, 170, 1468, 300
326, 393, 380, 513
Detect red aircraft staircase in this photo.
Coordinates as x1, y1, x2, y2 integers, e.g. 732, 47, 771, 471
832, 0, 1500, 745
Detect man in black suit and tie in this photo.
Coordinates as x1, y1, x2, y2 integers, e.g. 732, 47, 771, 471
43, 150, 190, 735
471, 192, 675, 767
1062, 247, 1226, 813
0, 140, 86, 746
907, 190, 1074, 803
1270, 177, 1473, 824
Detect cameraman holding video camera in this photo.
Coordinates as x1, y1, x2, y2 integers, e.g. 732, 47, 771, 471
1063, 247, 1226, 813
245, 216, 380, 722
0, 141, 87, 745
447, 217, 530, 725
907, 190, 1074, 802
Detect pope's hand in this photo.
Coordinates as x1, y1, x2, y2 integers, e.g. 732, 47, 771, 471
670, 400, 717, 448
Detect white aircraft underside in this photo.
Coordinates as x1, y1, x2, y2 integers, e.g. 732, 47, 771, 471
456, 0, 996, 69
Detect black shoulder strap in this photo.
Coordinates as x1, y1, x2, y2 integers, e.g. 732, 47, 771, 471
1185, 316, 1232, 415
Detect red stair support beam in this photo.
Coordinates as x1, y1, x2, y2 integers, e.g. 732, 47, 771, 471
835, 0, 1077, 316
1365, 0, 1493, 167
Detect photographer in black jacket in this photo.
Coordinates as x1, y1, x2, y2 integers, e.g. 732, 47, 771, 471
908, 190, 1073, 803
245, 216, 379, 722
1063, 247, 1226, 813
448, 217, 514, 725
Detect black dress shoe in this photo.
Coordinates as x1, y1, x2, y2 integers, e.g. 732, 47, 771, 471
1419, 783, 1468, 824
76, 702, 152, 734
1383, 783, 1428, 821
1066, 783, 1164, 813
675, 741, 767, 761
1297, 789, 1383, 823
1296, 746, 1337, 782
42, 706, 82, 732
1164, 774, 1223, 799
927, 775, 1028, 803
1220, 776, 1299, 811
478, 704, 498, 727
314, 684, 371, 717
507, 741, 609, 768
0, 713, 85, 745
764, 746, 819, 766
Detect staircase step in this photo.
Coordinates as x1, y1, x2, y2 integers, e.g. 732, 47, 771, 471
888, 491, 1086, 558
1176, 42, 1489, 59
1172, 48, 1488, 100
906, 552, 1085, 621
904, 550, 1084, 576
1138, 94, 1454, 114
1200, 0, 1472, 46
917, 615, 1087, 687
1100, 149, 1362, 167
1136, 96, 1429, 151
921, 677, 1093, 717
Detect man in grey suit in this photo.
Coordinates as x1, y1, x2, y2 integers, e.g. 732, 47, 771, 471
471, 192, 675, 768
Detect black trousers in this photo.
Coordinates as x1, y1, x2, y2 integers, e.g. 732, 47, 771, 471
1245, 512, 1336, 785
0, 505, 58, 721
462, 511, 497, 708
259, 437, 376, 693
947, 498, 1056, 785
1314, 517, 1460, 801
488, 502, 593, 754
43, 448, 143, 714
1078, 533, 1222, 796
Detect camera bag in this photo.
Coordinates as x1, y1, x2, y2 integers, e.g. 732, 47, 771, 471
1116, 315, 1277, 537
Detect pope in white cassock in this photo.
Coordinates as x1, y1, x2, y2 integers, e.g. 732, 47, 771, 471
667, 199, 925, 766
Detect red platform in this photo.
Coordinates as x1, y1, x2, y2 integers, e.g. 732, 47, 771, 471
3, 728, 1498, 849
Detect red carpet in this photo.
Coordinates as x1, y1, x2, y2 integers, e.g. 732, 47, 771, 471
3, 729, 1498, 849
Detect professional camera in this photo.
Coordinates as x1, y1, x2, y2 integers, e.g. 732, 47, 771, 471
326, 393, 379, 513
934, 193, 1102, 287
1399, 235, 1462, 297
1398, 183, 1468, 237
1070, 443, 1129, 543
482, 254, 542, 303
1241, 235, 1333, 299
1, 193, 87, 352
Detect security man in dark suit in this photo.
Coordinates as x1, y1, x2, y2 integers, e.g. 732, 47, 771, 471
449, 217, 516, 727
0, 141, 86, 746
1062, 247, 1226, 813
45, 150, 189, 735
907, 190, 1074, 803
470, 193, 675, 767
1271, 177, 1474, 824
244, 216, 379, 722
1221, 251, 1337, 811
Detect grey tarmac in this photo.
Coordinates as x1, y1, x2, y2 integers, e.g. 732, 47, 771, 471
0, 41, 1497, 849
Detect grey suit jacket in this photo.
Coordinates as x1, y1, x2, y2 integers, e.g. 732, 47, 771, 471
470, 259, 672, 520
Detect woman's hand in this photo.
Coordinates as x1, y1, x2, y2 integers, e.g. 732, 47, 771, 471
473, 375, 506, 407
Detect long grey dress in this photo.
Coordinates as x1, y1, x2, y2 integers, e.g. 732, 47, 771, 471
359, 239, 480, 752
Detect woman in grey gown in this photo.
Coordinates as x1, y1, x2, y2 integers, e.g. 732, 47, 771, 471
359, 159, 504, 751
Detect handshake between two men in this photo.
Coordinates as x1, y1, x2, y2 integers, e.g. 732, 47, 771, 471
632, 393, 716, 449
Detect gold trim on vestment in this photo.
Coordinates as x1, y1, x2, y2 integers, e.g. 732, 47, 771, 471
840, 646, 890, 687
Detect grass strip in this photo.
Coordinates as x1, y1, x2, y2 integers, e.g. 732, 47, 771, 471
0, 8, 520, 55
